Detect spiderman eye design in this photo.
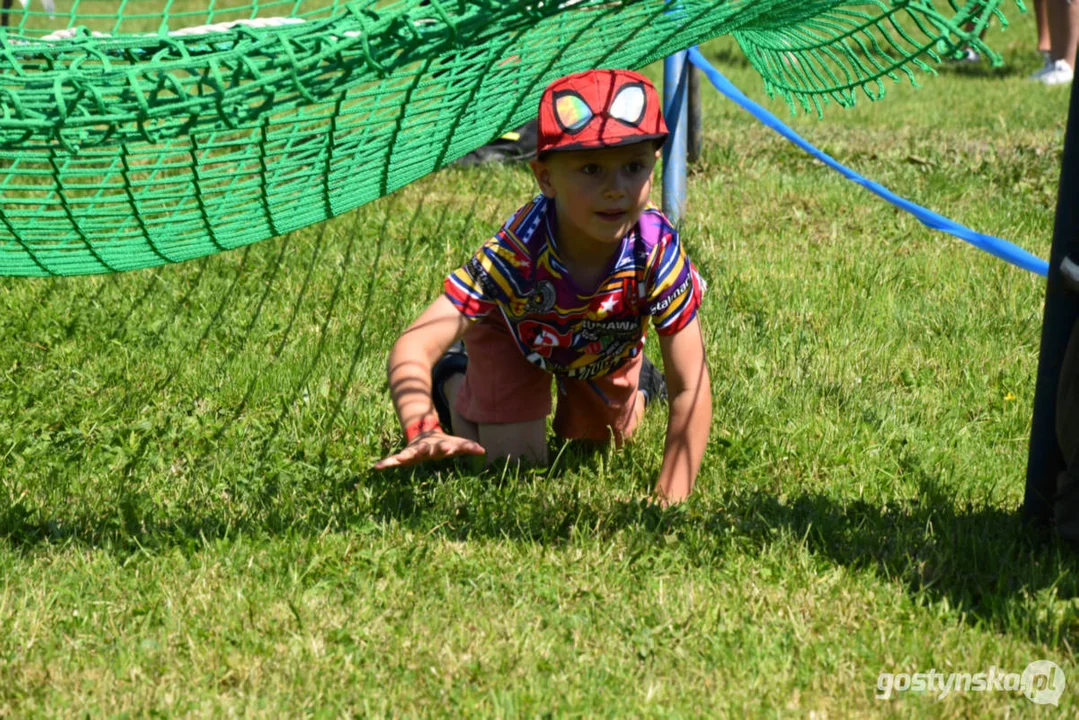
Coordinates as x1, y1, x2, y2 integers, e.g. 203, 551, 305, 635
554, 91, 594, 134
609, 83, 646, 126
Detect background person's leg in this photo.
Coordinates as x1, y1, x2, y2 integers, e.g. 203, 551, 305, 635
1036, 0, 1052, 55
1048, 0, 1079, 68
1035, 0, 1078, 83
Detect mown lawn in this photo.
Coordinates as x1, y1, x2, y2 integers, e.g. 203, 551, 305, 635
2, 8, 1078, 717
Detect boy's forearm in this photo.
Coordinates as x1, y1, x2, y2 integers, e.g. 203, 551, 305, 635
387, 336, 440, 431
655, 380, 712, 503
386, 295, 472, 433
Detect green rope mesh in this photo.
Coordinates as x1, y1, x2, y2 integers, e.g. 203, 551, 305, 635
0, 0, 1015, 277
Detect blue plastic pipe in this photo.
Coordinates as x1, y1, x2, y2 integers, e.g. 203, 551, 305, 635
686, 46, 1049, 278
662, 51, 689, 224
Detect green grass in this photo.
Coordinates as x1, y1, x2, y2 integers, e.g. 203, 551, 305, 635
3, 11, 1079, 716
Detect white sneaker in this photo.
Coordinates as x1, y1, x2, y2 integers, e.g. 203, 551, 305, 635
959, 47, 981, 63
1037, 59, 1074, 85
944, 46, 981, 64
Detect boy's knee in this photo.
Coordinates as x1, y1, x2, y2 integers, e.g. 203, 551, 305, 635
478, 419, 548, 466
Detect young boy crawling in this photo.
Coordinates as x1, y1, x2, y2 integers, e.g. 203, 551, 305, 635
374, 69, 712, 504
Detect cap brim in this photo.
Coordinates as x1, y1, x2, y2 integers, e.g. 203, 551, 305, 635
539, 132, 668, 157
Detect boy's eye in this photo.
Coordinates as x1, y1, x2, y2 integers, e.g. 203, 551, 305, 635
627, 161, 645, 173
580, 164, 601, 175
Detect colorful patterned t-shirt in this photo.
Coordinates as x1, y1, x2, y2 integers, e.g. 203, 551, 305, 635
444, 195, 703, 380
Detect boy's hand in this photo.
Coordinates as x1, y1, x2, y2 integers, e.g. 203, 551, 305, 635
373, 431, 485, 470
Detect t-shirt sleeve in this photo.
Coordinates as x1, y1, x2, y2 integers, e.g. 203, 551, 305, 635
443, 232, 521, 320
444, 199, 542, 320
643, 228, 703, 335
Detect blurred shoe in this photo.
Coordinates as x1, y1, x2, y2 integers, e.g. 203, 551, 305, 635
944, 46, 981, 63
1036, 59, 1074, 85
431, 341, 468, 432
958, 47, 981, 63
639, 355, 668, 408
456, 120, 538, 166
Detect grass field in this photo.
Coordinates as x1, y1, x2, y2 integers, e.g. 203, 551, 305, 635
2, 8, 1078, 716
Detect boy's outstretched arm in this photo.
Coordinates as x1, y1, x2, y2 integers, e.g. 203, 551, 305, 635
655, 316, 712, 504
374, 295, 485, 469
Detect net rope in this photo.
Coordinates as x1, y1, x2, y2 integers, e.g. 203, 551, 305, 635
0, 0, 1017, 276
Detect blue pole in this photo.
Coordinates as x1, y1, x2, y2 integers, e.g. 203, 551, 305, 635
662, 51, 688, 223
688, 63, 702, 164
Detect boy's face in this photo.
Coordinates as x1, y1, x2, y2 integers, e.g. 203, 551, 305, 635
530, 142, 660, 248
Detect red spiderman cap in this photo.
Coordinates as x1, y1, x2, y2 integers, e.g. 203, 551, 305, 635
537, 69, 668, 156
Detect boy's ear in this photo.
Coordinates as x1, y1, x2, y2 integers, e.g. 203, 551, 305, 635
529, 159, 556, 198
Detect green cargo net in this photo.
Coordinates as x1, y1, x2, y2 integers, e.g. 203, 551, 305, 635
0, 0, 1014, 277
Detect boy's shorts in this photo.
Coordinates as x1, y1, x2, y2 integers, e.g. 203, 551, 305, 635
454, 318, 644, 442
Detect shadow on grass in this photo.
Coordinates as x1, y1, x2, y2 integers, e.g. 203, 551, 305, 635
935, 56, 1040, 81
722, 489, 1066, 615
362, 460, 1079, 646
2, 448, 1077, 646
109, 244, 273, 476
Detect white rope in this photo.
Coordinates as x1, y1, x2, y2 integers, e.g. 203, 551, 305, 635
38, 16, 306, 42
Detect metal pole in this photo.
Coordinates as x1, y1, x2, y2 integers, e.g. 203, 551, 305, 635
1024, 76, 1079, 528
688, 62, 702, 165
662, 51, 688, 223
